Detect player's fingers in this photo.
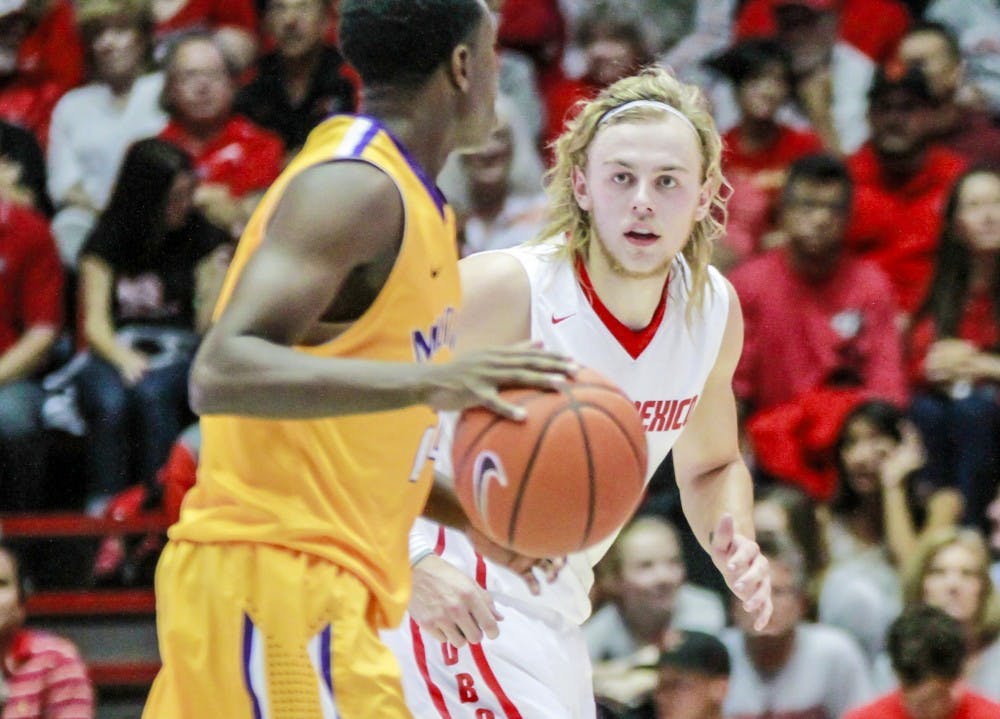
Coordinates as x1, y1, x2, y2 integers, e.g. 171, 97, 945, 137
477, 391, 528, 422
435, 621, 469, 649
750, 587, 774, 633
520, 568, 542, 595
732, 554, 769, 600
540, 556, 565, 583
726, 538, 760, 579
470, 601, 502, 641
453, 611, 486, 645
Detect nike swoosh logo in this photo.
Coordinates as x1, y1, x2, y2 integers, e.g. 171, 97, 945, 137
551, 313, 575, 325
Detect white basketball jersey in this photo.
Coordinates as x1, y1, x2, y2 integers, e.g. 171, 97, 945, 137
418, 236, 730, 624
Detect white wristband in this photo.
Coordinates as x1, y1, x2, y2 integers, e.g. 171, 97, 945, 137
409, 524, 436, 566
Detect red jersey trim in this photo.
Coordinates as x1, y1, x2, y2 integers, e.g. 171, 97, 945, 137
575, 254, 669, 359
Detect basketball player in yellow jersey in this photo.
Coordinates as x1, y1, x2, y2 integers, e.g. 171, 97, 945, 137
142, 2, 575, 717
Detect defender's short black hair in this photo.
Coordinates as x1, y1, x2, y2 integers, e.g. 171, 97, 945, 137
340, 0, 486, 88
888, 604, 967, 686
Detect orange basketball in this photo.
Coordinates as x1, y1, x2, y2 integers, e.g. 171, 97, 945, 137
452, 367, 648, 558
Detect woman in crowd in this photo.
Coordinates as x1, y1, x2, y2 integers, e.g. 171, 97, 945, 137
907, 167, 1000, 531
819, 399, 961, 661
74, 138, 229, 579
872, 527, 1000, 700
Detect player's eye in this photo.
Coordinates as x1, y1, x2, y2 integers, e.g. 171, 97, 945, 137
612, 172, 631, 184
658, 175, 678, 188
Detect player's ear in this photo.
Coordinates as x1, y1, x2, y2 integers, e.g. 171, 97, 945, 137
693, 177, 717, 222
572, 166, 592, 211
449, 42, 472, 93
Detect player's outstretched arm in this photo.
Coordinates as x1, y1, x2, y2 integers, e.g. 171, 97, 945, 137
672, 281, 773, 631
190, 163, 574, 419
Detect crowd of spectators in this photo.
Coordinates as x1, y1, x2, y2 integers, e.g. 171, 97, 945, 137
0, 0, 997, 715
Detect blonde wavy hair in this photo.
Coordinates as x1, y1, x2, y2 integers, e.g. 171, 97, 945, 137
536, 66, 728, 314
901, 527, 1000, 648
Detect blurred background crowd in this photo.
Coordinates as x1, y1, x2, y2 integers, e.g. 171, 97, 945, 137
0, 0, 998, 716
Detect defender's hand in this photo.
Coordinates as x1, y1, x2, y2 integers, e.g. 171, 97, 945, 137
711, 514, 772, 632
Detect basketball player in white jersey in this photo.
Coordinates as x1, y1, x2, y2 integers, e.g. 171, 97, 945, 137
381, 67, 773, 718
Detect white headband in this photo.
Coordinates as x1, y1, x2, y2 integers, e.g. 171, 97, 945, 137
596, 99, 698, 137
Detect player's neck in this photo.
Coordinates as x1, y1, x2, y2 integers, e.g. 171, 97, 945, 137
582, 250, 671, 330
360, 87, 453, 179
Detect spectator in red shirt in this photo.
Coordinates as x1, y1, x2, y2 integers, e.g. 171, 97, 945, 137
735, 0, 911, 65
0, 0, 64, 147
846, 64, 968, 316
159, 32, 283, 238
704, 38, 823, 270
897, 22, 1000, 171
731, 153, 908, 421
151, 0, 258, 73
0, 201, 61, 511
906, 168, 1000, 529
845, 604, 1000, 719
17, 0, 85, 93
0, 544, 94, 718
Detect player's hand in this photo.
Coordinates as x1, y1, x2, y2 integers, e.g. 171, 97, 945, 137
710, 514, 772, 632
409, 554, 502, 648
423, 342, 578, 420
467, 525, 565, 595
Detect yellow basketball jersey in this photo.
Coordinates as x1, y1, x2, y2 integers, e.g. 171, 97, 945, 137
169, 115, 460, 628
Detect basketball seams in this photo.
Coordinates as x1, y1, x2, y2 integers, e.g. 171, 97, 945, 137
571, 401, 646, 468
453, 391, 558, 470
505, 409, 562, 547
569, 400, 598, 550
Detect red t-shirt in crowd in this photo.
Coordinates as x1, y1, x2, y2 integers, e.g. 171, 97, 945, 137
0, 202, 62, 355
844, 689, 1000, 719
18, 0, 85, 92
154, 0, 257, 40
723, 125, 824, 175
0, 73, 64, 149
159, 115, 283, 197
730, 248, 908, 414
845, 144, 967, 314
735, 0, 911, 63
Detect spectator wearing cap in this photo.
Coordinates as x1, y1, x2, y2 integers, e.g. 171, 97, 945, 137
609, 630, 731, 719
46, 0, 168, 267
704, 38, 823, 270
845, 604, 1000, 719
897, 22, 1000, 171
0, 0, 64, 147
730, 153, 908, 422
235, 0, 356, 157
721, 532, 874, 719
845, 63, 967, 318
734, 0, 911, 65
